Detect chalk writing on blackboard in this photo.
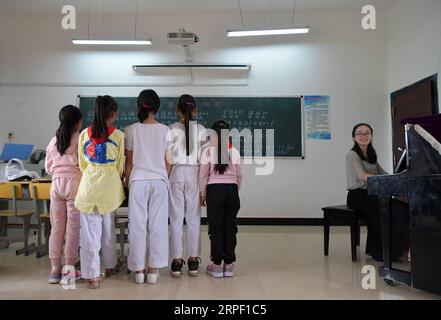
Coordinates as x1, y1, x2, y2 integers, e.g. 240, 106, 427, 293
79, 96, 303, 158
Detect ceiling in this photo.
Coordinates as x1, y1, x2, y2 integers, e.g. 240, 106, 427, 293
0, 0, 395, 16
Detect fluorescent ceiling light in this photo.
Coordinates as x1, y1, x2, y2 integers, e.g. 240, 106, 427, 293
132, 64, 251, 70
72, 39, 152, 45
227, 28, 310, 37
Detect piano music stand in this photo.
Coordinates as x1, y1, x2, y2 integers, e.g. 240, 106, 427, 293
394, 149, 407, 174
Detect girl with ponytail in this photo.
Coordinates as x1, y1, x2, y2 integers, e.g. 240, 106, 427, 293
45, 105, 82, 285
125, 89, 173, 285
169, 94, 207, 278
74, 95, 126, 289
199, 120, 242, 278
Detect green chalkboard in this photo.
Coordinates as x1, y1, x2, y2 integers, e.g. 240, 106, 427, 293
78, 96, 304, 158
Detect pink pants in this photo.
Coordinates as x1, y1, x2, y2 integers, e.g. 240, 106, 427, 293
49, 177, 80, 267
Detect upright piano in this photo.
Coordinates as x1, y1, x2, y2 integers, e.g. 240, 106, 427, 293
368, 114, 441, 295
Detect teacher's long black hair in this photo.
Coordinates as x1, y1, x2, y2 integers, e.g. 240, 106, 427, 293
351, 123, 377, 164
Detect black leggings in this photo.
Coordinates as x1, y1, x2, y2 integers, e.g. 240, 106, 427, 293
347, 189, 409, 260
206, 184, 241, 265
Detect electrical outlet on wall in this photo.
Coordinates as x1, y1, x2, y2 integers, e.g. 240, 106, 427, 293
8, 132, 14, 141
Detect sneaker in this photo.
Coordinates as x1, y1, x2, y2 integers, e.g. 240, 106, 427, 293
146, 270, 160, 284
48, 271, 62, 284
134, 272, 145, 284
171, 259, 185, 278
188, 257, 201, 277
206, 263, 223, 278
60, 270, 82, 286
223, 263, 235, 277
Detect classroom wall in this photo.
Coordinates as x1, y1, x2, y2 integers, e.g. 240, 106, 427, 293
0, 9, 389, 218
384, 0, 441, 176
387, 0, 441, 106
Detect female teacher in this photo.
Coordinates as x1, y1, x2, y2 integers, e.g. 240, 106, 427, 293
346, 123, 409, 261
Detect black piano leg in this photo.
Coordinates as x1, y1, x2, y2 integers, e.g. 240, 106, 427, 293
378, 196, 412, 286
379, 197, 392, 270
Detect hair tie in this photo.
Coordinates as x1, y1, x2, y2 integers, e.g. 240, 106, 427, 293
143, 104, 150, 110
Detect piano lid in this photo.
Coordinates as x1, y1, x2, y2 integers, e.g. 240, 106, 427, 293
402, 114, 441, 143
412, 125, 441, 156
406, 124, 441, 177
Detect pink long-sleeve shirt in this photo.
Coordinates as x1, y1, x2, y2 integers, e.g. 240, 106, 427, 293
45, 132, 81, 180
199, 146, 242, 196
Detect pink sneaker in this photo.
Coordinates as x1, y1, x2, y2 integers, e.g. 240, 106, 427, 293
223, 263, 235, 277
48, 271, 62, 284
206, 263, 223, 278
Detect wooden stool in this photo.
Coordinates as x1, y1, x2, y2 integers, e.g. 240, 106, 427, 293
323, 205, 362, 262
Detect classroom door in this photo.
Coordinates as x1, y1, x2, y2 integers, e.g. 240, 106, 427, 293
391, 75, 439, 167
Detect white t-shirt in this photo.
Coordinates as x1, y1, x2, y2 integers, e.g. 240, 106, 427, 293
169, 121, 207, 183
125, 122, 172, 184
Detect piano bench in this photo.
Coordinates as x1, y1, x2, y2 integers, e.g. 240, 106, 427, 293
322, 205, 363, 262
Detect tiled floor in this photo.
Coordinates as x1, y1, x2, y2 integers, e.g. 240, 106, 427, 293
0, 226, 439, 300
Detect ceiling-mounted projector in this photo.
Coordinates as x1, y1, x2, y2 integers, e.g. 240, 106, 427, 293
167, 29, 199, 46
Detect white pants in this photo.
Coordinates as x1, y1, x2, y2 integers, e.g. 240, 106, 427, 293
169, 181, 201, 259
80, 211, 117, 280
128, 180, 169, 271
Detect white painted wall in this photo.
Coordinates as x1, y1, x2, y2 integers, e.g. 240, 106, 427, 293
0, 9, 389, 218
384, 0, 441, 176
387, 0, 441, 97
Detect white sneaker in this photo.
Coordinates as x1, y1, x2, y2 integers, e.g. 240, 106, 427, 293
146, 271, 160, 284
134, 273, 145, 284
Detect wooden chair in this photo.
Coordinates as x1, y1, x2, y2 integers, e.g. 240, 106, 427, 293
30, 182, 51, 258
0, 200, 8, 237
0, 182, 36, 256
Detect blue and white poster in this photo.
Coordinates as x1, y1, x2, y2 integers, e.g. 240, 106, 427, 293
305, 96, 331, 140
